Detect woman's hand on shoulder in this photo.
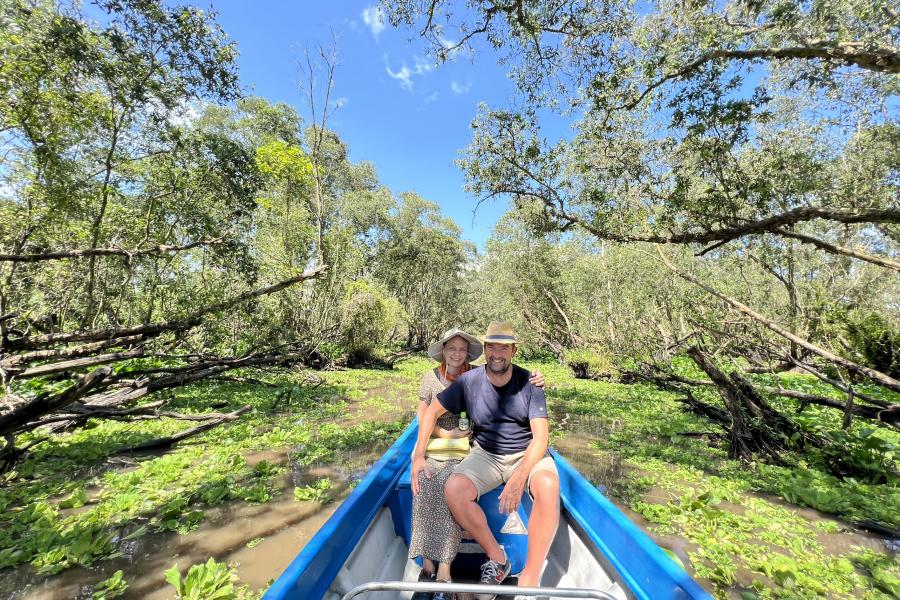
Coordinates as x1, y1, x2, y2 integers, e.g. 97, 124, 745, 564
529, 369, 546, 388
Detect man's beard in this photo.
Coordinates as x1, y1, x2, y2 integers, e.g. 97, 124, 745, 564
487, 359, 511, 374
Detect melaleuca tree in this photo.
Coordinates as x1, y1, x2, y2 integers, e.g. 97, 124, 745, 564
372, 192, 474, 347
0, 2, 331, 457
386, 0, 900, 452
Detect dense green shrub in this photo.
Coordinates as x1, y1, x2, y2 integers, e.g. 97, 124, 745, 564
563, 347, 615, 380
339, 280, 404, 364
845, 312, 900, 378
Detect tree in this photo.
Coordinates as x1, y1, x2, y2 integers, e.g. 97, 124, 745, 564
0, 2, 333, 464
386, 0, 900, 458
372, 192, 474, 347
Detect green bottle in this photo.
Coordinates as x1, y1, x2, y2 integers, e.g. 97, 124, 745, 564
458, 411, 470, 431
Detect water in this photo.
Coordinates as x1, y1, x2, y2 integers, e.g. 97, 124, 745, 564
3, 379, 896, 599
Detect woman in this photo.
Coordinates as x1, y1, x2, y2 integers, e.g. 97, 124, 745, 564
410, 327, 544, 600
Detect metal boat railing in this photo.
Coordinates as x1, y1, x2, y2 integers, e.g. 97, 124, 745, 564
340, 580, 620, 600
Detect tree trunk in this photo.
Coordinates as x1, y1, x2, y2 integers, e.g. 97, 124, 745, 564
686, 346, 801, 461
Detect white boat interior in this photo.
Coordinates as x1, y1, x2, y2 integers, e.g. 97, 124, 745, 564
322, 507, 629, 600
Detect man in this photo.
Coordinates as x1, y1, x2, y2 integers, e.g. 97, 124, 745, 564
411, 322, 560, 600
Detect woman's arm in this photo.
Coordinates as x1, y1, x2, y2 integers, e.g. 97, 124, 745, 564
417, 398, 442, 439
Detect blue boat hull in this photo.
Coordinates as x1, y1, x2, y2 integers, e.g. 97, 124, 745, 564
263, 422, 712, 600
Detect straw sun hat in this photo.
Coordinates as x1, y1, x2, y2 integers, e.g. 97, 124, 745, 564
481, 321, 519, 345
427, 328, 483, 362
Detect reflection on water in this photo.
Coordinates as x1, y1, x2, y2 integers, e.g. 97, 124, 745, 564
550, 409, 627, 494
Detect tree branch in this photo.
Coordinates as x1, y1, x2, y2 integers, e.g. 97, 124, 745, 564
656, 248, 900, 393
113, 405, 251, 454
0, 238, 227, 263
774, 228, 900, 272
0, 368, 112, 437
6, 265, 327, 351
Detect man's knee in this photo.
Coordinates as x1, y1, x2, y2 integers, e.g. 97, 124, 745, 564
444, 473, 477, 506
529, 470, 560, 502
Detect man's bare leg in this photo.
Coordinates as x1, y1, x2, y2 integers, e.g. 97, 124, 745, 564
444, 473, 505, 562
517, 470, 560, 587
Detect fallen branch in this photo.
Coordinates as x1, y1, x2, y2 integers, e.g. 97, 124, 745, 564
6, 264, 327, 351
14, 349, 144, 379
657, 248, 900, 393
631, 365, 898, 424
2, 335, 144, 370
0, 368, 112, 437
785, 356, 891, 408
114, 405, 251, 454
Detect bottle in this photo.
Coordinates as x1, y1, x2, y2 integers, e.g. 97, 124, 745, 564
458, 411, 470, 432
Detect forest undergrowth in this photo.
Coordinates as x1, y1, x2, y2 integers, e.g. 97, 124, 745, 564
526, 360, 899, 599
1, 357, 897, 599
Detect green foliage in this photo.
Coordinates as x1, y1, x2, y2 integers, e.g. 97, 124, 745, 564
340, 279, 403, 361
850, 548, 900, 597
844, 312, 900, 378
542, 363, 899, 598
371, 192, 474, 347
293, 478, 333, 503
165, 558, 236, 600
819, 428, 899, 485
564, 347, 614, 380
754, 464, 899, 529
91, 569, 128, 599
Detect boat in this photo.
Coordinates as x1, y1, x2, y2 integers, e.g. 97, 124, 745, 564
263, 422, 713, 600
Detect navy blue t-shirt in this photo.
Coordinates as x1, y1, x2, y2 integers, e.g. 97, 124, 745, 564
437, 365, 547, 455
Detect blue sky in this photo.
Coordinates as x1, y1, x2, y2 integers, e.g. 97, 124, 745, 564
208, 1, 522, 250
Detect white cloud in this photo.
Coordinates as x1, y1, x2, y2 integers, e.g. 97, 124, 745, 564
385, 55, 434, 91
361, 6, 385, 39
450, 80, 472, 95
413, 56, 433, 75
386, 65, 413, 90
424, 92, 439, 104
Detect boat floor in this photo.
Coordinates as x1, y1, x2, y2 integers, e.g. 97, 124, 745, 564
328, 508, 627, 600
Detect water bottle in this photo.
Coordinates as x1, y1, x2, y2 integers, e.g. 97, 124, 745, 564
458, 411, 470, 432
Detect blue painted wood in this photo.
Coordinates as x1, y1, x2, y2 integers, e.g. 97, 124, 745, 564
262, 422, 419, 600
551, 450, 713, 600
265, 422, 713, 600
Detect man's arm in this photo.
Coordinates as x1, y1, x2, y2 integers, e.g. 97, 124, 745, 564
497, 417, 550, 514
410, 399, 448, 495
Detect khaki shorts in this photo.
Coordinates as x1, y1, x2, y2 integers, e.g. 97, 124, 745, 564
453, 442, 558, 500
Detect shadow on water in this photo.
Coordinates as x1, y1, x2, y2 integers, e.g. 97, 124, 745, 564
549, 405, 629, 494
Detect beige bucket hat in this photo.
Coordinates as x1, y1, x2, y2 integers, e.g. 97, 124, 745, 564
482, 321, 520, 344
427, 327, 483, 362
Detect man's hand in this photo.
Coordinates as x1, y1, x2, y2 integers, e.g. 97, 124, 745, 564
410, 455, 431, 496
529, 370, 546, 388
498, 468, 528, 514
